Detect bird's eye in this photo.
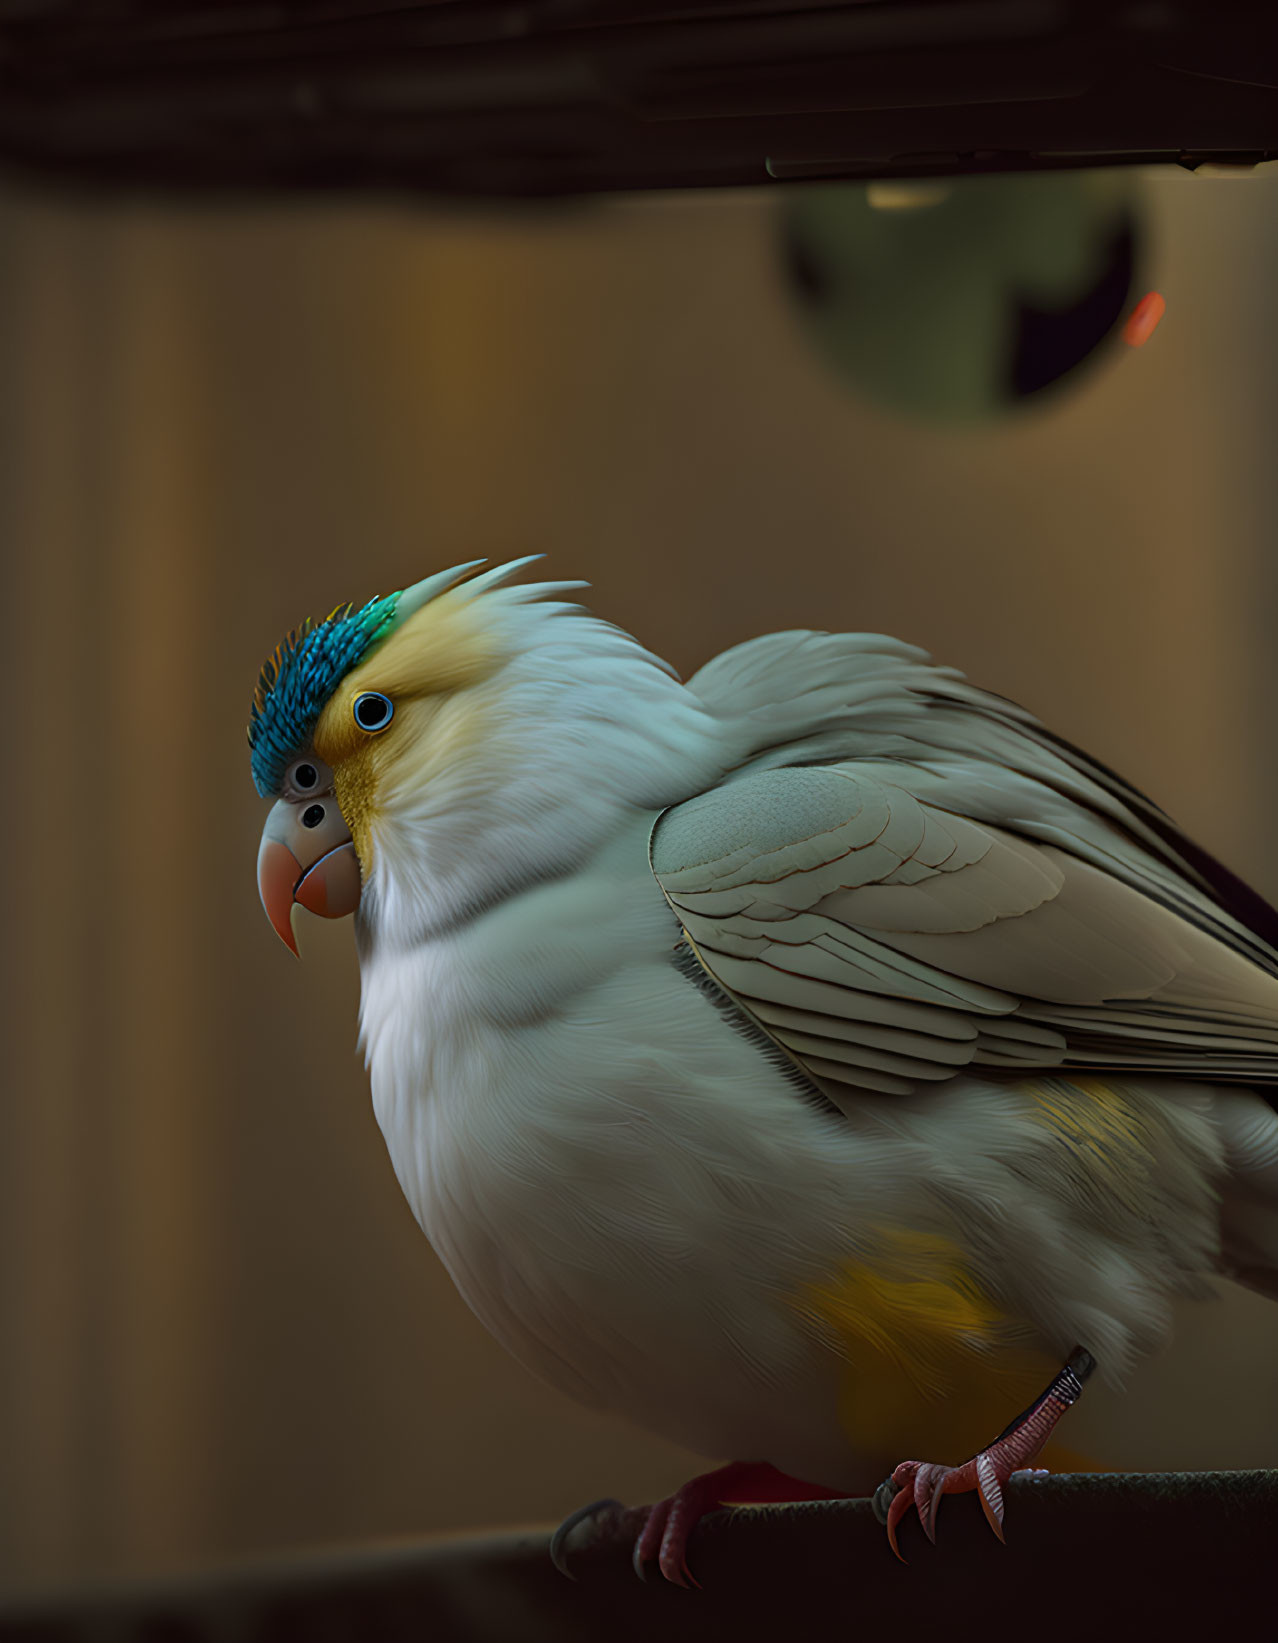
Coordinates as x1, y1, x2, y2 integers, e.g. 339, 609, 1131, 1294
302, 804, 325, 829
352, 691, 394, 733
293, 763, 319, 790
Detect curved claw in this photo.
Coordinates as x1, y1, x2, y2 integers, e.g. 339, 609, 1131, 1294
885, 1491, 911, 1563
659, 1539, 702, 1590
882, 1457, 979, 1559
975, 1452, 1007, 1542
918, 1462, 949, 1543
884, 1463, 919, 1563
656, 1490, 712, 1589
633, 1497, 667, 1583
632, 1536, 651, 1583
637, 1490, 706, 1587
549, 1497, 623, 1581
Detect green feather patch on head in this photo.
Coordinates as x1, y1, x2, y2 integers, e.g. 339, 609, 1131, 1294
248, 594, 400, 796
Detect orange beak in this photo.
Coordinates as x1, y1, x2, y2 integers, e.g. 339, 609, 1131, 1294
257, 796, 362, 955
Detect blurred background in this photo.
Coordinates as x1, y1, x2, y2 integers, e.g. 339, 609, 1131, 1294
2, 164, 1278, 1600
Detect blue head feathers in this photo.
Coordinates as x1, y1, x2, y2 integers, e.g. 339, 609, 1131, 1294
248, 561, 554, 797
248, 594, 400, 796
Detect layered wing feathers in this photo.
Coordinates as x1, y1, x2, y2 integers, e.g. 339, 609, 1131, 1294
651, 761, 1278, 1103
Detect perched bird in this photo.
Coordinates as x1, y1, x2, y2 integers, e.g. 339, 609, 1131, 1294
252, 560, 1278, 1579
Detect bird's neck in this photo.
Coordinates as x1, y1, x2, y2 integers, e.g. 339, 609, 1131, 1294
355, 637, 726, 955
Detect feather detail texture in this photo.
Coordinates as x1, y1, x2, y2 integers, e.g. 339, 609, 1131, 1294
650, 763, 1278, 1102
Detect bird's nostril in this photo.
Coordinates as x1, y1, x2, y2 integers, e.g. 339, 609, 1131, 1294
302, 805, 325, 829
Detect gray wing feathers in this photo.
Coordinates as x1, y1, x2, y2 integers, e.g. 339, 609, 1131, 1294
688, 630, 1278, 981
652, 762, 1278, 1101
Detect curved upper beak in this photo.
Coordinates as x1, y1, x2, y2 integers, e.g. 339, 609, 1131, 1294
257, 796, 362, 956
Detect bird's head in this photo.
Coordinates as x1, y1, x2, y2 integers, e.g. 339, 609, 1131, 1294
250, 560, 717, 956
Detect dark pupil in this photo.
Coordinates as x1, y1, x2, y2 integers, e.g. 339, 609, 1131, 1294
295, 763, 318, 789
357, 695, 388, 728
302, 805, 325, 829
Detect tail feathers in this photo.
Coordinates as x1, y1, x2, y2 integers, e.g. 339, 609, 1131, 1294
1214, 1090, 1278, 1297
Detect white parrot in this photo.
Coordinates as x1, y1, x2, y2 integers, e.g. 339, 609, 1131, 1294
252, 560, 1278, 1580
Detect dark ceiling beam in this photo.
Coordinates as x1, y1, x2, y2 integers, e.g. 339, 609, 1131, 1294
1, 2, 1277, 196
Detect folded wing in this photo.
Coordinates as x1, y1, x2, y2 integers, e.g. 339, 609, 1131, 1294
650, 764, 1278, 1101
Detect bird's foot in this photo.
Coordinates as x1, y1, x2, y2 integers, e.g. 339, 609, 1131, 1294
877, 1454, 1050, 1559
549, 1497, 627, 1580
635, 1461, 845, 1587
874, 1346, 1095, 1562
551, 1461, 842, 1587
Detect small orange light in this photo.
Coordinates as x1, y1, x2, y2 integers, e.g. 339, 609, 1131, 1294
1123, 291, 1166, 347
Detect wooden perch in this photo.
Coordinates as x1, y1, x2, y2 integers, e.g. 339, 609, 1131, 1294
0, 2, 1277, 196
3, 1470, 1274, 1641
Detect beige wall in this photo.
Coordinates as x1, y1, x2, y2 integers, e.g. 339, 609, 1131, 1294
2, 172, 1277, 1596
